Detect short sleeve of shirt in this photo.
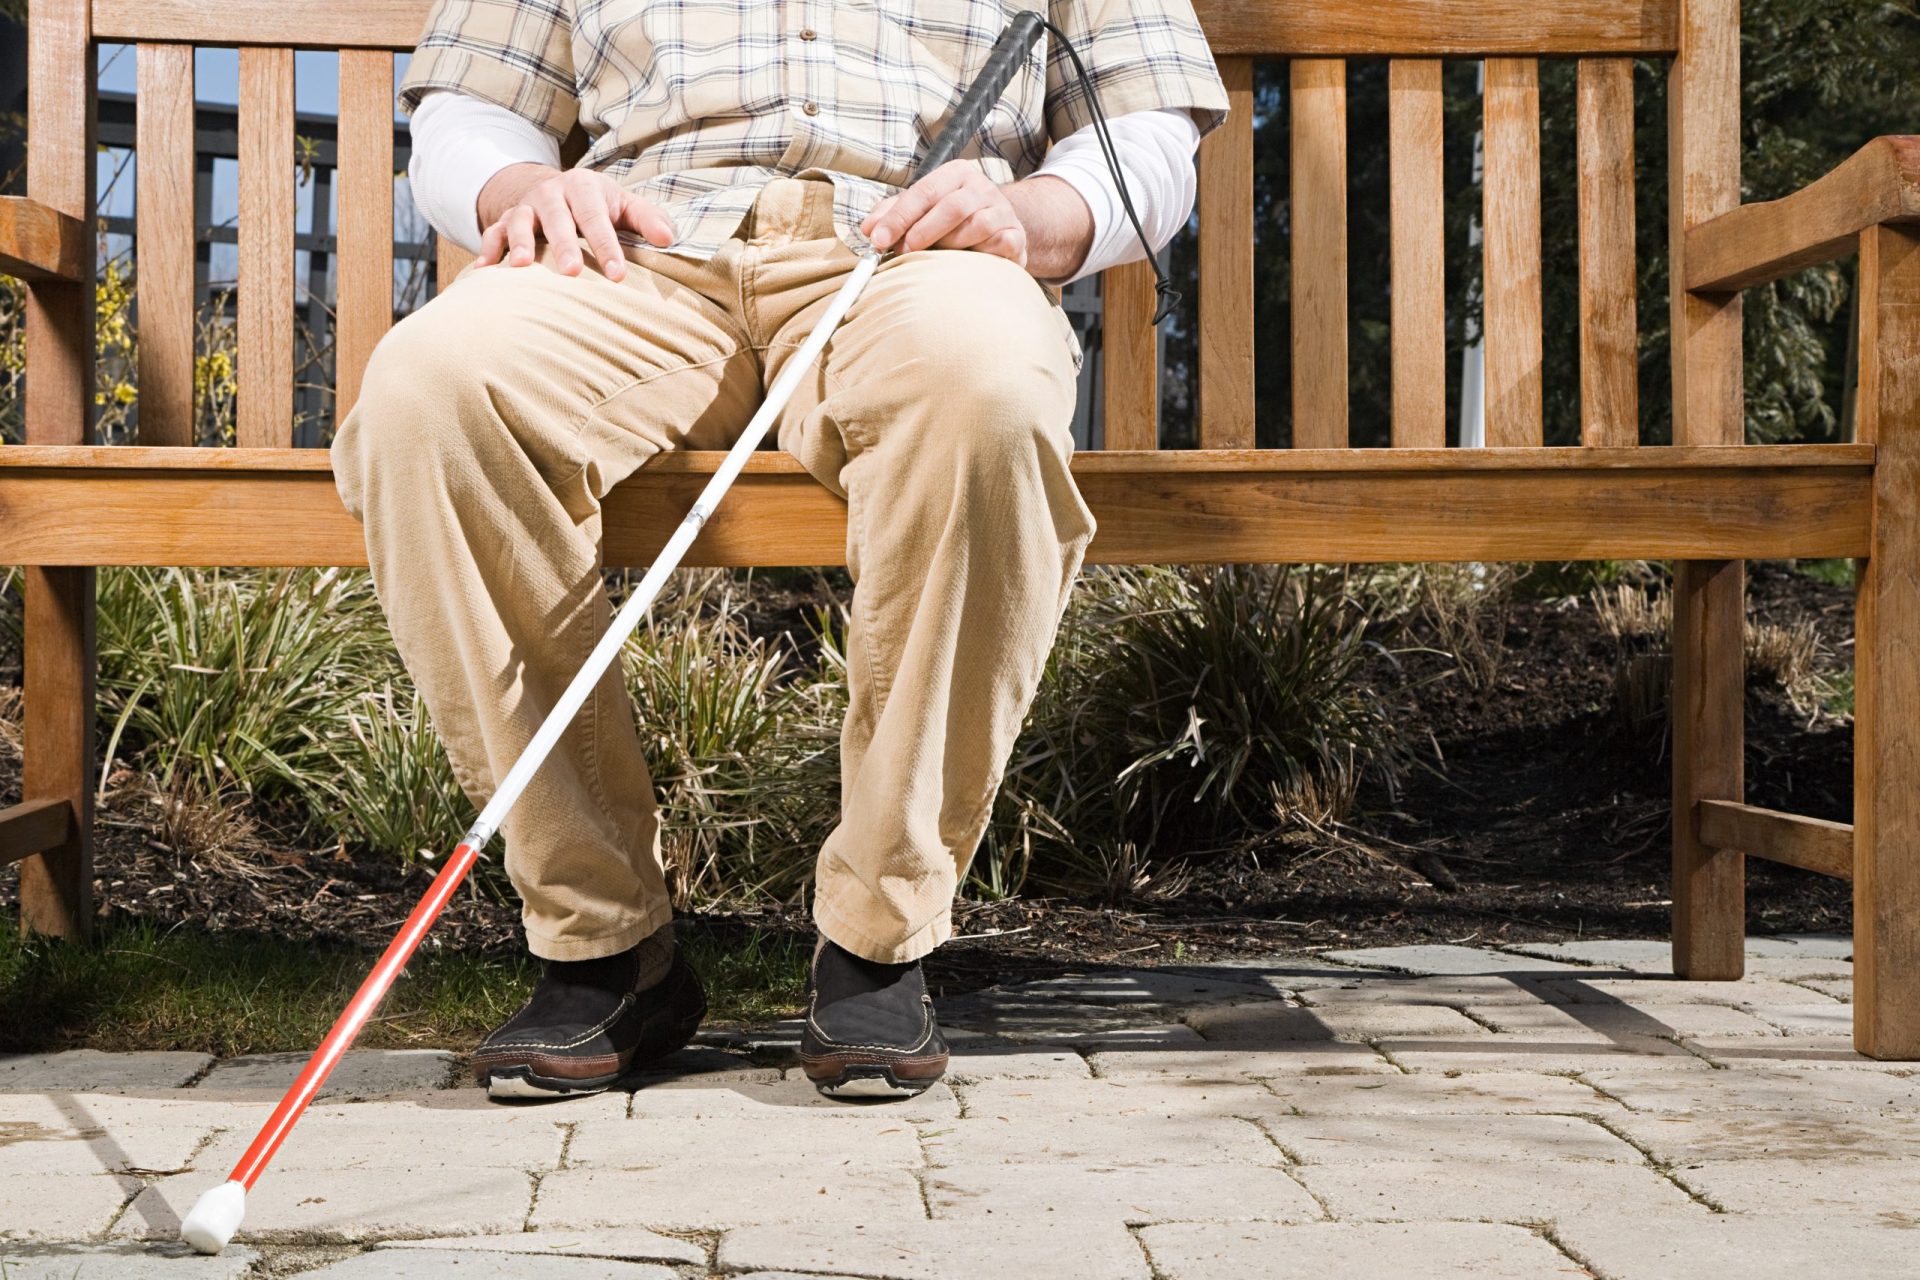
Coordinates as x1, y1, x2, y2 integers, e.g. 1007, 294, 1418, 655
1043, 0, 1229, 143
398, 0, 580, 141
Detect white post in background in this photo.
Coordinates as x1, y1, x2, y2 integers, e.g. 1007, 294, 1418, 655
1460, 62, 1487, 450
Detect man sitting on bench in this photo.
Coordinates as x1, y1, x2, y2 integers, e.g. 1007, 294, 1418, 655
331, 0, 1226, 1103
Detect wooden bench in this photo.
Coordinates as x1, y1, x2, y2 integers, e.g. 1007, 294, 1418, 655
3, 0, 1917, 1056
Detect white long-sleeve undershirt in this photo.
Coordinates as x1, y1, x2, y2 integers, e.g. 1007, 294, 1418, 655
1035, 107, 1198, 284
407, 88, 1200, 285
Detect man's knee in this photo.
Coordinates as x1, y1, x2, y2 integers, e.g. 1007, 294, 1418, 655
897, 294, 1080, 469
873, 289, 1092, 549
332, 296, 525, 516
341, 302, 496, 449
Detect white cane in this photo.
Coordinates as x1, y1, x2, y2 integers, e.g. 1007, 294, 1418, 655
179, 11, 1051, 1254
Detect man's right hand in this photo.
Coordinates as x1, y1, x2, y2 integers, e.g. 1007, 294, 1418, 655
475, 163, 676, 282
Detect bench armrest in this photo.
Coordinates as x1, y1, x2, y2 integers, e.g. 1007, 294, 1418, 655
1686, 135, 1920, 293
0, 196, 86, 284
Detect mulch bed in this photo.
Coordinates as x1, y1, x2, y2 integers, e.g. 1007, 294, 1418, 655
0, 561, 1856, 998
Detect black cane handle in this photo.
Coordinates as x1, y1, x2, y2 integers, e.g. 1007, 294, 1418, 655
913, 10, 1047, 183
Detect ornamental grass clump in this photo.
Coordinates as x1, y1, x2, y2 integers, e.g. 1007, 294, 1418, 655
982, 564, 1414, 896
96, 566, 396, 814
297, 681, 474, 866
618, 570, 844, 908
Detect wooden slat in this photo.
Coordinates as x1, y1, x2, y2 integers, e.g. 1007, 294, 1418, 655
0, 196, 86, 282
91, 0, 1681, 56
1698, 800, 1852, 881
1854, 223, 1920, 1059
1389, 60, 1447, 448
94, 0, 430, 49
1578, 58, 1640, 446
0, 447, 1874, 569
136, 41, 196, 446
1290, 58, 1347, 449
334, 48, 395, 420
238, 46, 295, 449
0, 443, 1875, 475
436, 235, 474, 297
1688, 135, 1920, 293
0, 800, 74, 870
1669, 0, 1748, 984
1669, 0, 1745, 444
24, 0, 94, 448
1482, 58, 1544, 447
1101, 261, 1159, 450
22, 0, 99, 944
1193, 0, 1680, 56
1200, 56, 1257, 450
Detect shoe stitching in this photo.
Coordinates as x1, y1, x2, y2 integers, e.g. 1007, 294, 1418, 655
804, 996, 938, 1056
479, 992, 636, 1054
480, 957, 694, 1057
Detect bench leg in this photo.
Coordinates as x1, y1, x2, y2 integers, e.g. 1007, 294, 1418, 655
1855, 225, 1920, 1060
17, 566, 96, 941
1672, 558, 1746, 980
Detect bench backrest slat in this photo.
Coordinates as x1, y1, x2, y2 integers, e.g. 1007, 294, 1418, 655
1482, 57, 1545, 448
24, 1, 93, 450
333, 48, 396, 420
1101, 261, 1160, 450
1388, 59, 1448, 449
134, 40, 196, 446
93, 0, 424, 49
1198, 0, 1679, 57
237, 45, 295, 449
1577, 57, 1641, 447
1289, 58, 1347, 449
1198, 55, 1257, 450
1671, 0, 1744, 446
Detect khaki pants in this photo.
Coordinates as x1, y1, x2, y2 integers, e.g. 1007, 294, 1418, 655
332, 179, 1094, 964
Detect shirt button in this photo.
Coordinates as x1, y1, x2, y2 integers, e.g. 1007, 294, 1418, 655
799, 27, 817, 40
802, 101, 819, 116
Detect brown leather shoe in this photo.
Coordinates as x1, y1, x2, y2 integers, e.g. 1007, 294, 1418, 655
799, 937, 949, 1099
474, 948, 706, 1100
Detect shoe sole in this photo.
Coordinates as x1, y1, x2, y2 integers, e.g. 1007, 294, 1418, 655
806, 1061, 945, 1100
485, 1065, 624, 1100
480, 1000, 707, 1103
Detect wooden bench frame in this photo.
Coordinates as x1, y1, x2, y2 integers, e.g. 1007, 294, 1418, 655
4, 1, 1919, 1056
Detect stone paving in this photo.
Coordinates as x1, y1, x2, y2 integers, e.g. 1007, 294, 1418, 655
3, 934, 1915, 1278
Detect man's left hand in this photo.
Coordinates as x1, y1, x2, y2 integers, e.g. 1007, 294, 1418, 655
861, 162, 1093, 281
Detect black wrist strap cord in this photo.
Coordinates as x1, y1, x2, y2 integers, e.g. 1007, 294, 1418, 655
915, 9, 1183, 327
1038, 17, 1184, 325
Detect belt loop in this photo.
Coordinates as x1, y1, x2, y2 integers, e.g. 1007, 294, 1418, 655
803, 176, 835, 234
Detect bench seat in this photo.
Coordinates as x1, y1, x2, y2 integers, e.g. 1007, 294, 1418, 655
0, 443, 1875, 568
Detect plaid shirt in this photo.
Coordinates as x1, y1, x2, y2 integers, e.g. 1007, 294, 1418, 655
399, 0, 1229, 260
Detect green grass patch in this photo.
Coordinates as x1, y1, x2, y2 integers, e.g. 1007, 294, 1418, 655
1791, 558, 1858, 589
1821, 668, 1856, 718
0, 911, 809, 1056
